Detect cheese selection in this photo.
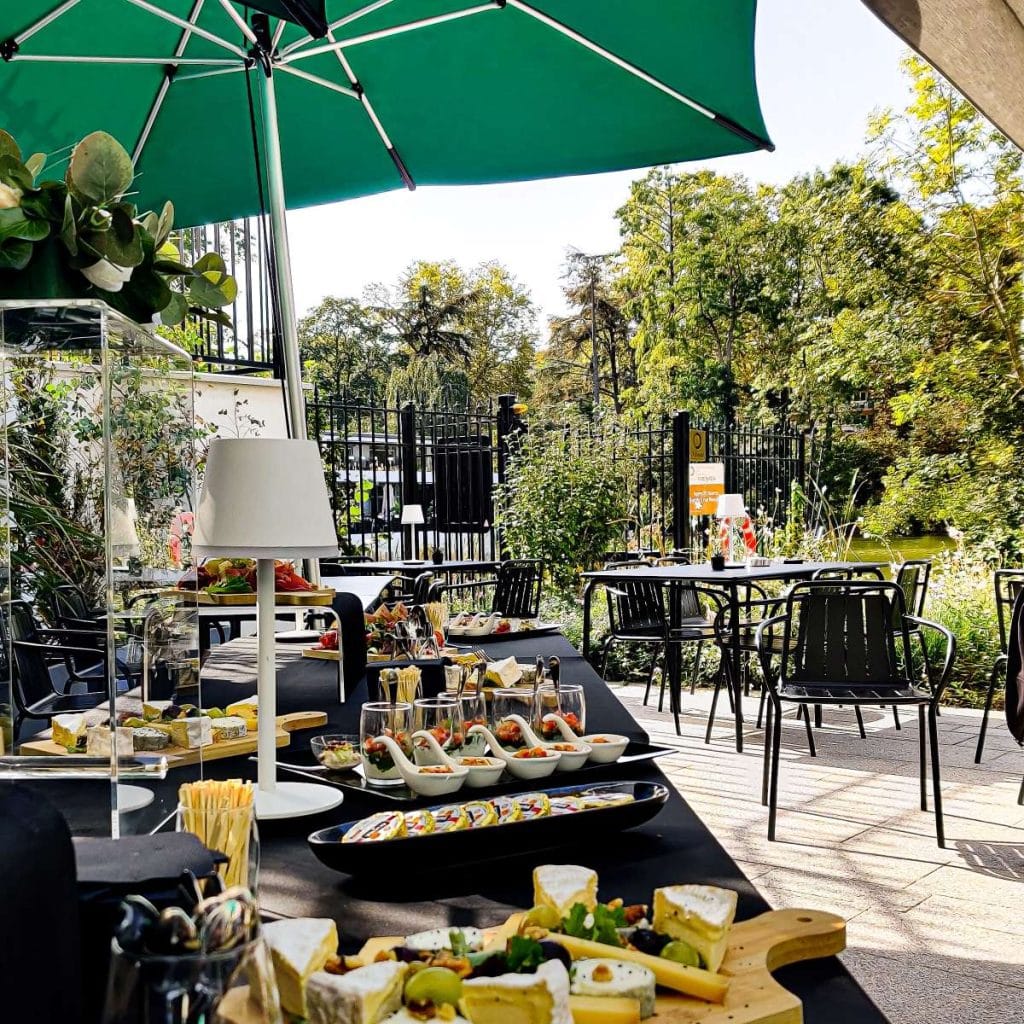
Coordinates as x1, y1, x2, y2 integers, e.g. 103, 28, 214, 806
533, 865, 598, 917
652, 884, 738, 974
264, 917, 339, 1018
306, 959, 407, 1024
462, 959, 572, 1024
570, 960, 655, 1019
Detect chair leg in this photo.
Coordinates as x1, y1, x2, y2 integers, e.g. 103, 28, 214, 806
802, 704, 817, 757
598, 636, 614, 681
642, 643, 663, 706
918, 633, 934, 690
813, 704, 823, 729
756, 685, 767, 730
1018, 775, 1024, 806
975, 662, 1002, 763
761, 698, 774, 805
690, 641, 704, 695
854, 706, 867, 739
918, 704, 928, 812
892, 705, 901, 730
927, 704, 945, 848
767, 705, 783, 841
705, 662, 724, 745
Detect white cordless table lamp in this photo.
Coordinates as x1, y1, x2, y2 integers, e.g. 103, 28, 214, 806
193, 438, 342, 819
401, 503, 425, 560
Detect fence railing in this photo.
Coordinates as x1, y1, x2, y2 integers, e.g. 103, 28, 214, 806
308, 393, 809, 561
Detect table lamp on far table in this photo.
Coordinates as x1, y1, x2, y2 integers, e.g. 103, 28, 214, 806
401, 503, 425, 560
715, 493, 747, 563
192, 438, 343, 820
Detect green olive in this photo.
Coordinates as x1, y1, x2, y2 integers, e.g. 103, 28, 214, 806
660, 940, 701, 967
404, 966, 463, 1007
523, 905, 561, 930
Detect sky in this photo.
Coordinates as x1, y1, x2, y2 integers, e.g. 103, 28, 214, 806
287, 0, 909, 328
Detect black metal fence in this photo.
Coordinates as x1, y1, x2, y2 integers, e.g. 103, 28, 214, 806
309, 392, 809, 560
180, 219, 280, 374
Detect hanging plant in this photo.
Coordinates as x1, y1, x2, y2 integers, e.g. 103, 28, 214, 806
0, 127, 236, 326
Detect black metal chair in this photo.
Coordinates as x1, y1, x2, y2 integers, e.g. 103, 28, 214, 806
435, 559, 544, 618
756, 580, 955, 845
595, 560, 663, 689
975, 569, 1024, 763
4, 601, 132, 740
410, 571, 435, 606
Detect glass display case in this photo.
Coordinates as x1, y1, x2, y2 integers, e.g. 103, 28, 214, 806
0, 300, 200, 836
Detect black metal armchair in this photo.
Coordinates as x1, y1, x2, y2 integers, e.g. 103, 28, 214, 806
433, 559, 544, 618
975, 569, 1024, 763
755, 580, 955, 846
4, 601, 134, 740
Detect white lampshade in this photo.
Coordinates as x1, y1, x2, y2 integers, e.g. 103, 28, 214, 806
715, 493, 747, 519
193, 439, 339, 558
400, 503, 425, 526
109, 497, 140, 557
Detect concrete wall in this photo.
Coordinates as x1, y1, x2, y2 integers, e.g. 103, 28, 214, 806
193, 372, 289, 439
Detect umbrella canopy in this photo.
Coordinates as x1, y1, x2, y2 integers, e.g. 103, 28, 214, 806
0, 1, 772, 228
862, 0, 1024, 149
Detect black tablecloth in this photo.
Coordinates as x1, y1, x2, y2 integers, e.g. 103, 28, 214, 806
14, 634, 890, 1023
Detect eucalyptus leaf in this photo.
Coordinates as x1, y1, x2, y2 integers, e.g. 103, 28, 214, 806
0, 154, 33, 192
0, 129, 21, 162
67, 131, 134, 205
153, 257, 194, 276
159, 290, 189, 326
60, 194, 78, 256
157, 200, 174, 245
193, 251, 226, 275
24, 153, 46, 181
0, 207, 51, 243
188, 269, 237, 308
83, 222, 144, 267
0, 238, 33, 271
139, 211, 159, 237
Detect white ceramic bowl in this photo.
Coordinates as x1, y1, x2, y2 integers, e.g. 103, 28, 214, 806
544, 739, 592, 771
456, 754, 506, 787
503, 748, 561, 780
462, 613, 500, 637
405, 764, 468, 797
582, 733, 629, 764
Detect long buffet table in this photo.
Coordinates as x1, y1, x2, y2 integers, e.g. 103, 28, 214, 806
16, 633, 891, 1023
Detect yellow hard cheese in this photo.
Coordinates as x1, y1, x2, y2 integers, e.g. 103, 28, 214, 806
569, 995, 641, 1024
547, 934, 729, 1004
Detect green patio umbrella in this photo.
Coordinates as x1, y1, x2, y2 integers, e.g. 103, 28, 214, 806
0, 1, 772, 437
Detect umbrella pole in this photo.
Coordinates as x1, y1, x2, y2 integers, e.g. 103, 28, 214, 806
258, 65, 306, 444
258, 63, 324, 589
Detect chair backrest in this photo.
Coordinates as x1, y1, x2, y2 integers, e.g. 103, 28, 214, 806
46, 584, 95, 627
603, 562, 664, 634
893, 559, 931, 618
810, 566, 884, 582
780, 581, 911, 688
493, 559, 543, 618
411, 571, 435, 606
995, 570, 1024, 653
5, 601, 56, 712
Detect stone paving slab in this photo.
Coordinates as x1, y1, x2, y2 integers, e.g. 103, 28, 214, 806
611, 682, 1024, 1024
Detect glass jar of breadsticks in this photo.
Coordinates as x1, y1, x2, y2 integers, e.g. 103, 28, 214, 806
175, 780, 259, 892
377, 665, 422, 704
423, 600, 449, 647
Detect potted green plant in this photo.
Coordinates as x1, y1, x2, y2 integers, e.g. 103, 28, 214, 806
0, 127, 235, 325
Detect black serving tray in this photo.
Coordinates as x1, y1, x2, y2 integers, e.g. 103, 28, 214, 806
308, 780, 668, 874
266, 740, 674, 804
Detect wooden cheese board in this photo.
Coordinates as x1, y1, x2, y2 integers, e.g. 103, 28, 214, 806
302, 646, 340, 661
18, 711, 327, 768
358, 907, 846, 1024
160, 588, 336, 607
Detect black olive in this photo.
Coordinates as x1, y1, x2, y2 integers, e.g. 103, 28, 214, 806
390, 946, 423, 963
538, 941, 572, 971
629, 928, 670, 957
467, 953, 508, 978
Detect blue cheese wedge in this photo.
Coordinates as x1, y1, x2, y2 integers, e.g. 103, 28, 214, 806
52, 713, 87, 751
651, 885, 737, 973
306, 960, 407, 1024
168, 716, 213, 749
533, 865, 598, 916
263, 918, 339, 1018
132, 727, 170, 751
86, 726, 134, 757
404, 926, 485, 953
463, 959, 572, 1024
570, 960, 656, 1019
210, 715, 248, 741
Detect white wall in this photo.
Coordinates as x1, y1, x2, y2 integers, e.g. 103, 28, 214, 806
193, 372, 290, 440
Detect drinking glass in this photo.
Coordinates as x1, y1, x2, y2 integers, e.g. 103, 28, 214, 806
457, 689, 488, 756
412, 696, 464, 765
490, 688, 536, 750
360, 701, 412, 786
175, 804, 259, 893
534, 683, 586, 740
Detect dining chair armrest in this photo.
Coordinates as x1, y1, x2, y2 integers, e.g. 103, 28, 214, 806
906, 615, 957, 696
754, 613, 788, 649
434, 578, 497, 597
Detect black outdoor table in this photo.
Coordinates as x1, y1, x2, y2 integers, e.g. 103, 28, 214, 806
332, 559, 499, 575
12, 633, 890, 1023
581, 561, 885, 751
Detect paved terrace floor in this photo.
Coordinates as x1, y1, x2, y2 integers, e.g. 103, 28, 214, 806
610, 681, 1024, 1024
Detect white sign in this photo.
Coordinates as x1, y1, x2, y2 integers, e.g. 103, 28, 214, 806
689, 463, 725, 516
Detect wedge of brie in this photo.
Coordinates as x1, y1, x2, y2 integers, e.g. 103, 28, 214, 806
86, 726, 133, 757
263, 917, 339, 1018
484, 656, 522, 688
533, 864, 598, 917
168, 716, 213, 749
651, 885, 737, 973
462, 959, 572, 1024
306, 960, 407, 1024
52, 713, 87, 751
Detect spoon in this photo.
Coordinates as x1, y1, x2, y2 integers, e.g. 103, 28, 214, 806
548, 656, 561, 714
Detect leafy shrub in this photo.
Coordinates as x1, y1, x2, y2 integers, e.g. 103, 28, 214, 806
495, 427, 635, 593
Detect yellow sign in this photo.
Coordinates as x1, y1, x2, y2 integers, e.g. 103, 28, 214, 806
689, 428, 707, 462
689, 463, 724, 516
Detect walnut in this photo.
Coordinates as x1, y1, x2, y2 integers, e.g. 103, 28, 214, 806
592, 963, 614, 983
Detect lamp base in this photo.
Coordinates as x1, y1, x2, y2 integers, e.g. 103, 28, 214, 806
116, 785, 155, 814
254, 781, 343, 820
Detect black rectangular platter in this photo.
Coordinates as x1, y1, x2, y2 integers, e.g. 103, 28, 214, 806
308, 780, 668, 874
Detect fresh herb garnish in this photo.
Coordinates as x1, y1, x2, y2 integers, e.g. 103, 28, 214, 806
506, 935, 546, 973
561, 902, 626, 946
449, 929, 470, 957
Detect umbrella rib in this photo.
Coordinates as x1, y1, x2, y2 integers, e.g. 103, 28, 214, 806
505, 0, 774, 152
132, 0, 208, 166
122, 0, 248, 59
7, 53, 240, 65
10, 0, 82, 46
279, 0, 396, 58
217, 0, 258, 44
323, 36, 416, 191
277, 64, 359, 100
281, 3, 501, 64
